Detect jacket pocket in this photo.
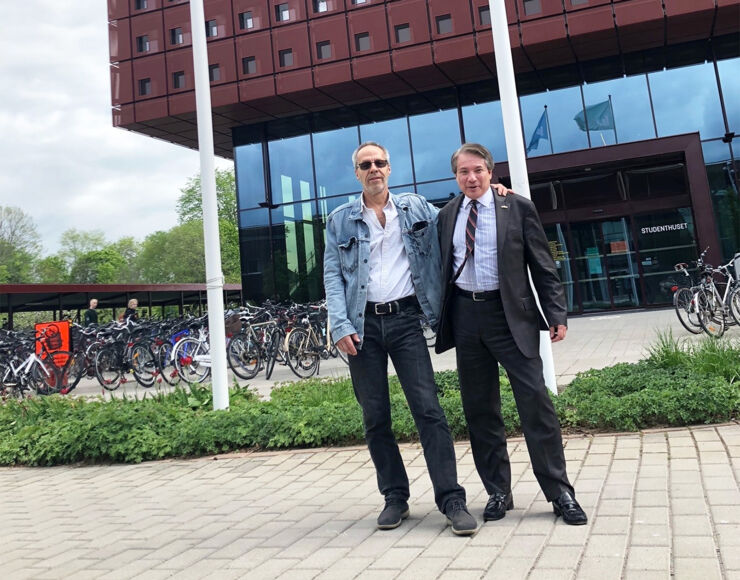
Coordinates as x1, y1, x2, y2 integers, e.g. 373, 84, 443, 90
407, 220, 433, 255
338, 236, 358, 273
521, 296, 537, 311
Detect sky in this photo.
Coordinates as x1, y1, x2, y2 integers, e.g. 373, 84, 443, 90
0, 1, 232, 256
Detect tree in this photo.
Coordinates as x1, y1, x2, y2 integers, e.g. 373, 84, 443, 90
59, 228, 106, 270
137, 221, 207, 283
34, 256, 69, 283
108, 237, 142, 283
69, 248, 126, 284
0, 206, 41, 283
176, 168, 237, 226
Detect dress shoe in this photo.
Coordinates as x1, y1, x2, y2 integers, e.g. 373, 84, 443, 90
445, 499, 478, 536
483, 491, 513, 521
377, 500, 409, 530
552, 491, 588, 525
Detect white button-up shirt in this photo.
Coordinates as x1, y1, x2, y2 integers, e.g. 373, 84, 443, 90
362, 195, 415, 303
452, 188, 499, 291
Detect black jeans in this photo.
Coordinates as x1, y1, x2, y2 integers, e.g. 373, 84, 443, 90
348, 301, 465, 513
452, 293, 573, 502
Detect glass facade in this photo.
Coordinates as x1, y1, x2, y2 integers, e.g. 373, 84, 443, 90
234, 54, 739, 308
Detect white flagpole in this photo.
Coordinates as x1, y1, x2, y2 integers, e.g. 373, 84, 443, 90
488, 0, 558, 394
189, 0, 229, 410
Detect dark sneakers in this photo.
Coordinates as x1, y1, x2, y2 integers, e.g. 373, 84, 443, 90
483, 491, 514, 521
377, 500, 410, 530
552, 491, 588, 525
445, 499, 479, 536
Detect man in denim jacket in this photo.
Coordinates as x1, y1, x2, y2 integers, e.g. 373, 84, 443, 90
324, 142, 506, 535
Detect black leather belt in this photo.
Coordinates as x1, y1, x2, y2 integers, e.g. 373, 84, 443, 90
365, 295, 418, 315
455, 288, 501, 302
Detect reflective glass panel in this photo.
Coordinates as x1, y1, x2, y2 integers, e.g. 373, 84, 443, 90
409, 108, 462, 182
317, 194, 361, 226
360, 118, 414, 188
543, 223, 576, 313
268, 135, 314, 207
702, 140, 739, 262
313, 127, 359, 198
461, 101, 508, 162
561, 172, 623, 209
648, 62, 725, 139
569, 221, 611, 311
625, 164, 687, 200
417, 179, 458, 205
521, 85, 589, 157
581, 74, 655, 146
238, 208, 271, 301
601, 218, 641, 308
235, 143, 265, 210
634, 209, 697, 305
238, 207, 269, 229
270, 201, 322, 302
717, 58, 740, 133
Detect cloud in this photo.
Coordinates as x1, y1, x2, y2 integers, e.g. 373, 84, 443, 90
0, 0, 232, 255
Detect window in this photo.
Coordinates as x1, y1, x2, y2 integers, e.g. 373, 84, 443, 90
571, 0, 589, 5
313, 0, 328, 12
136, 35, 149, 53
242, 56, 257, 75
170, 27, 183, 45
436, 14, 452, 35
206, 19, 218, 37
135, 0, 147, 9
172, 71, 185, 89
208, 64, 220, 82
352, 0, 367, 4
479, 6, 490, 25
316, 41, 331, 60
523, 0, 542, 15
276, 3, 290, 22
355, 32, 370, 51
138, 78, 151, 96
238, 11, 254, 30
279, 49, 293, 67
395, 24, 411, 43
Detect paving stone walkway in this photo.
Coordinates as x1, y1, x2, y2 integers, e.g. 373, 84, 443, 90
1, 423, 738, 579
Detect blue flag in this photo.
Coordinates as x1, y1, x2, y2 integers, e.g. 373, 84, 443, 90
526, 110, 548, 153
574, 100, 615, 132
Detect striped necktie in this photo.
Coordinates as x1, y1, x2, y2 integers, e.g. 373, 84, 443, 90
465, 200, 478, 258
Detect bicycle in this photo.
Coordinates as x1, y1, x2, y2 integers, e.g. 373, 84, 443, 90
694, 258, 740, 337
94, 319, 157, 389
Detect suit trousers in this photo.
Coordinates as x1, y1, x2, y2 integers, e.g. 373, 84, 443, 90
451, 293, 574, 502
347, 301, 466, 513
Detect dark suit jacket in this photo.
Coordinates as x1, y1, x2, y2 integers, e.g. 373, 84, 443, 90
435, 192, 567, 359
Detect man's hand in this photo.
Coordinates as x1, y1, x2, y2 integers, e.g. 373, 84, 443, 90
336, 333, 361, 356
493, 183, 514, 197
550, 325, 567, 343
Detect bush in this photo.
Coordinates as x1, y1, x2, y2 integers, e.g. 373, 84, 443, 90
0, 335, 737, 466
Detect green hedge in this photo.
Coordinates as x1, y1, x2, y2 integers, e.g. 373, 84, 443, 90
0, 334, 737, 466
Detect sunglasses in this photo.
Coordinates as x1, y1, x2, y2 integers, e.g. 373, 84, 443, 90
357, 159, 388, 170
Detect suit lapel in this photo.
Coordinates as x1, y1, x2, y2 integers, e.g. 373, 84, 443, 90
494, 192, 509, 258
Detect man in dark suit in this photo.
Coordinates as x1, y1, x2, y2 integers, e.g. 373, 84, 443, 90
435, 143, 587, 526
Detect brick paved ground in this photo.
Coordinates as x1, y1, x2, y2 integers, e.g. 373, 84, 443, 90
1, 423, 738, 579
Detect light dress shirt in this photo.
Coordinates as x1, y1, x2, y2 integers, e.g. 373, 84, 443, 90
452, 188, 499, 292
362, 194, 415, 303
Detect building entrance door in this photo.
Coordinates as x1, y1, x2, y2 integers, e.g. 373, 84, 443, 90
569, 218, 642, 311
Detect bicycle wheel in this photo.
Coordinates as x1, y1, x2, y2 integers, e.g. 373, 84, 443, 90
131, 342, 157, 387
729, 287, 740, 326
286, 328, 320, 378
34, 351, 72, 395
227, 333, 261, 379
174, 337, 211, 383
95, 346, 122, 390
61, 351, 86, 393
264, 328, 284, 380
697, 289, 725, 338
673, 288, 702, 334
156, 342, 181, 386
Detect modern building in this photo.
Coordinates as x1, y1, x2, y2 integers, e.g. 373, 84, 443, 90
107, 0, 740, 313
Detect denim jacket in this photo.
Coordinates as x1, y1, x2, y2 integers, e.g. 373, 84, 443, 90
323, 192, 441, 347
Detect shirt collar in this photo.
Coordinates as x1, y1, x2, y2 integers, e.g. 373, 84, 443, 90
361, 192, 395, 214
464, 187, 494, 209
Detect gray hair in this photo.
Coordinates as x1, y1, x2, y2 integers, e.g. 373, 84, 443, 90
352, 141, 391, 168
451, 143, 495, 173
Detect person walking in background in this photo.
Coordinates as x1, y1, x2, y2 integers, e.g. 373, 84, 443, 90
435, 143, 587, 526
84, 298, 99, 326
122, 298, 139, 322
323, 141, 481, 536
